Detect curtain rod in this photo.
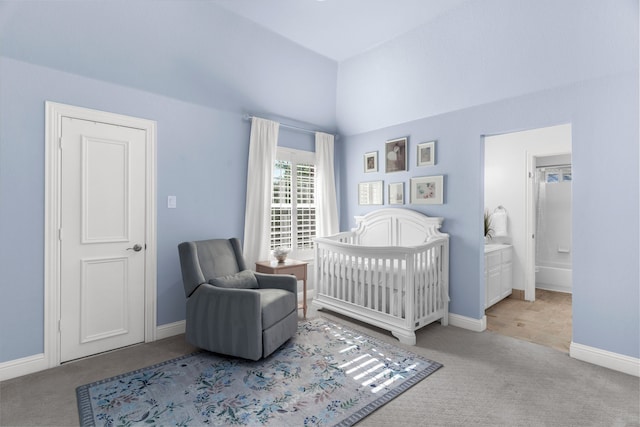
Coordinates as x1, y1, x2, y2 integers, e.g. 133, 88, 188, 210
536, 163, 572, 169
243, 114, 335, 137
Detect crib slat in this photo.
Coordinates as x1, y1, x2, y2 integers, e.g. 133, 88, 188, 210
373, 256, 379, 311
398, 257, 404, 320
405, 255, 412, 324
423, 250, 428, 318
431, 248, 435, 315
340, 252, 346, 301
346, 253, 351, 303
438, 248, 443, 310
391, 258, 397, 317
365, 256, 371, 309
349, 254, 354, 304
430, 248, 435, 315
331, 250, 337, 299
418, 251, 425, 320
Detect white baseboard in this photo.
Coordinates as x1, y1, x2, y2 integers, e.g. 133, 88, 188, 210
570, 342, 640, 377
2, 322, 187, 382
449, 313, 487, 332
536, 284, 572, 294
155, 320, 186, 340
0, 353, 49, 382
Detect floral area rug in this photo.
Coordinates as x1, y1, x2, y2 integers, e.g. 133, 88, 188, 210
77, 318, 442, 426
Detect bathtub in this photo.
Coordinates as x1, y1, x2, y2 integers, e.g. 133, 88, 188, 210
535, 265, 572, 293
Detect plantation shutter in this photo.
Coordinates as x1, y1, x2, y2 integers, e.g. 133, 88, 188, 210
271, 160, 292, 249
295, 162, 316, 251
270, 149, 316, 259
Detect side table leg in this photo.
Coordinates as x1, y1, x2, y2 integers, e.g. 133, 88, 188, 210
303, 279, 307, 319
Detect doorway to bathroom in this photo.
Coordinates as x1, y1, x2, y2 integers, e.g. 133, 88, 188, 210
483, 124, 573, 352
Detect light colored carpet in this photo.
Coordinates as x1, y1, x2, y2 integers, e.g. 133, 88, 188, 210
1, 304, 638, 427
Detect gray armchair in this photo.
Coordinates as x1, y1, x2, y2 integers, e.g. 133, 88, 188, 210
178, 238, 298, 361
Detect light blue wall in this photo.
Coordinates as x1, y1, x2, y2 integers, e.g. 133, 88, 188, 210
0, 1, 338, 131
0, 57, 325, 363
336, 0, 639, 359
0, 2, 337, 363
0, 58, 242, 361
337, 0, 637, 135
1, 0, 638, 366
338, 72, 639, 358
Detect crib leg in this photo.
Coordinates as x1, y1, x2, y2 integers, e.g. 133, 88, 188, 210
440, 313, 449, 326
392, 330, 416, 346
440, 310, 449, 326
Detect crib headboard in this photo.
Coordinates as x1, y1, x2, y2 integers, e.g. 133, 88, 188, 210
353, 208, 445, 247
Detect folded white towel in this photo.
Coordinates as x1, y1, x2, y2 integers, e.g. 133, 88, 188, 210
492, 208, 508, 237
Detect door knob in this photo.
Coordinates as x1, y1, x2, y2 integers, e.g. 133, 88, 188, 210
127, 244, 143, 252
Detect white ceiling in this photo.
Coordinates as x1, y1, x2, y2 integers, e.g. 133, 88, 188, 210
211, 0, 471, 62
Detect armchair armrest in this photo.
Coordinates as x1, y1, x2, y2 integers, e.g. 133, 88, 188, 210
186, 283, 262, 360
254, 272, 297, 294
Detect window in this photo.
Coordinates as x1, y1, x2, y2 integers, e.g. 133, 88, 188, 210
544, 166, 572, 183
271, 148, 316, 260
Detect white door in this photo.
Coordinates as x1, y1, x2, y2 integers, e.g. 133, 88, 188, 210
60, 117, 146, 362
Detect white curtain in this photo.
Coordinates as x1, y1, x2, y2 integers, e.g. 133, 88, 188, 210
243, 117, 279, 268
315, 132, 339, 237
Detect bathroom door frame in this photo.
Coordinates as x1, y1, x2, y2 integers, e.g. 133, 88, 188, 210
524, 153, 538, 302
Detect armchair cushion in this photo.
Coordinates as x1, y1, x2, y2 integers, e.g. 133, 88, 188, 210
208, 270, 259, 289
256, 288, 297, 330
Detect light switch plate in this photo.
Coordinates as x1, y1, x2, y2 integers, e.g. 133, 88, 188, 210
168, 195, 177, 208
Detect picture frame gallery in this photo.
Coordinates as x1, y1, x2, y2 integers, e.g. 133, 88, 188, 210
359, 136, 443, 206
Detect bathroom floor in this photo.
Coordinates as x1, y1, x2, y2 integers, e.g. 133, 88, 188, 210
485, 289, 572, 353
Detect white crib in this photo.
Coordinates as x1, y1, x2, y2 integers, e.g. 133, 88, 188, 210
313, 208, 449, 345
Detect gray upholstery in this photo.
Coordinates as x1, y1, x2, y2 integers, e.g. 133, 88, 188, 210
178, 238, 298, 361
208, 270, 259, 289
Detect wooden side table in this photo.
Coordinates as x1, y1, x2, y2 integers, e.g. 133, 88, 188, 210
255, 259, 308, 318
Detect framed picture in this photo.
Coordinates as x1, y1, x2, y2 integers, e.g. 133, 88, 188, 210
385, 137, 407, 173
358, 181, 383, 205
417, 141, 436, 166
388, 182, 404, 205
410, 175, 444, 205
364, 151, 378, 173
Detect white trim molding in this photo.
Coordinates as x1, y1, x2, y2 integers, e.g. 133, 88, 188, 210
570, 342, 640, 377
449, 313, 487, 332
0, 353, 49, 382
156, 321, 186, 340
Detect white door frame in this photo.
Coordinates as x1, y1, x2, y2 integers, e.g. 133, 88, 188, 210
483, 124, 572, 307
524, 152, 537, 302
44, 101, 157, 368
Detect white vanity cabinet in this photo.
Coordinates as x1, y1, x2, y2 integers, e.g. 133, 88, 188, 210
484, 244, 513, 309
